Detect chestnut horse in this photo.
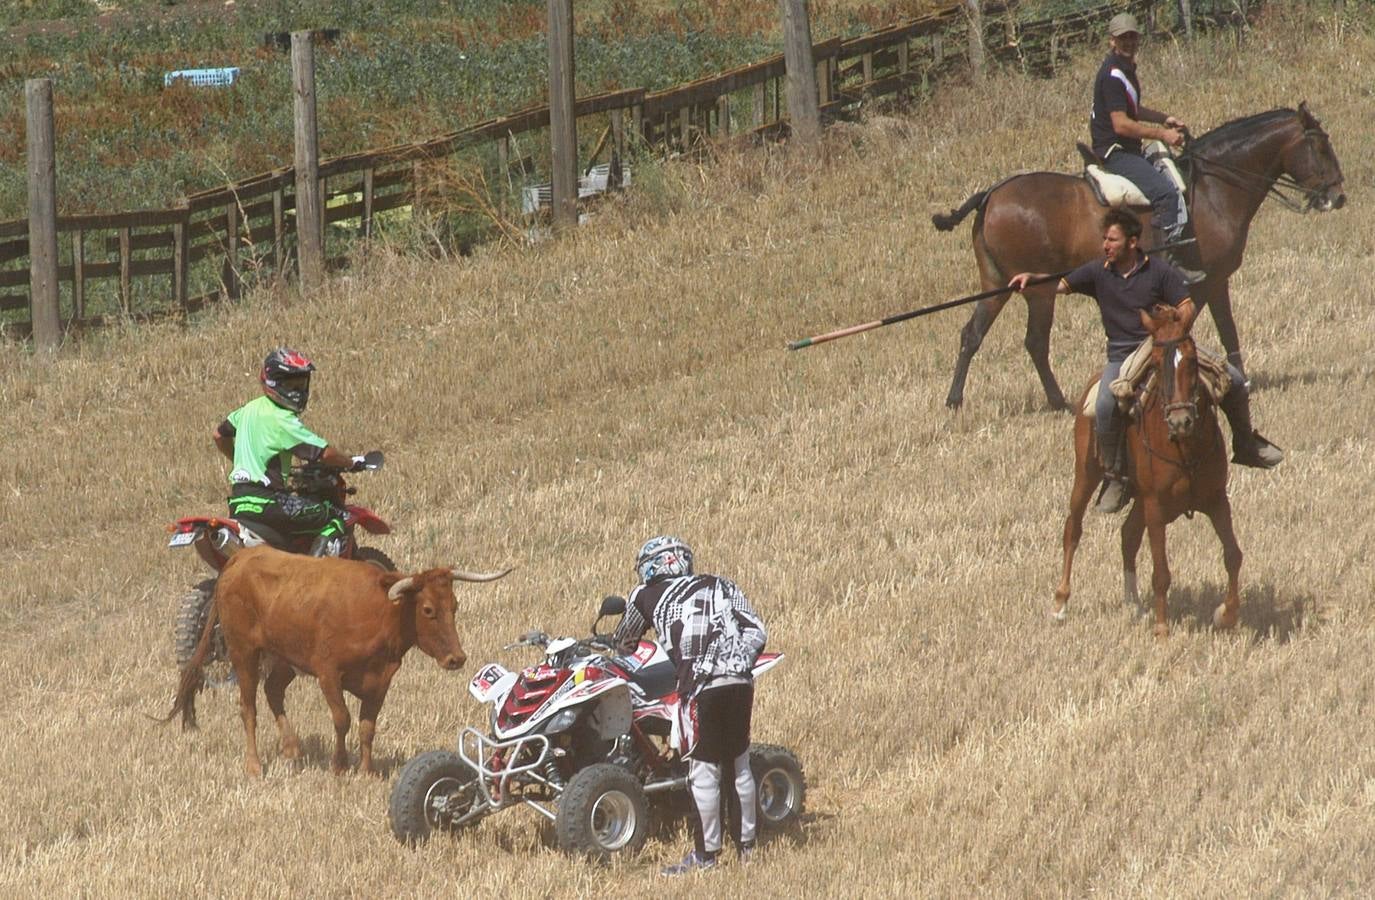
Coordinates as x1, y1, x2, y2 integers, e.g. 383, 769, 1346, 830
1053, 301, 1239, 638
932, 103, 1345, 410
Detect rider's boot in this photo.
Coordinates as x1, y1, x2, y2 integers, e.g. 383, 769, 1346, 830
309, 533, 346, 557
1219, 389, 1285, 469
1163, 223, 1207, 286
1095, 420, 1132, 514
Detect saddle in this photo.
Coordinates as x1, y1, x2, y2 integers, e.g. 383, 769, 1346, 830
1082, 338, 1232, 420
1078, 140, 1188, 208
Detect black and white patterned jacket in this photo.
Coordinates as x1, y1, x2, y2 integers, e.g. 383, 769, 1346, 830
612, 574, 768, 700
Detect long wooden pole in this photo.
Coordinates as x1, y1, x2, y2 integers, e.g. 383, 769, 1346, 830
547, 0, 577, 230
788, 240, 1197, 351
26, 79, 61, 349
778, 0, 820, 146
292, 31, 324, 291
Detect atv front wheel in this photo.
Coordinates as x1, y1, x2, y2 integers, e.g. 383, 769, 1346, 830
389, 750, 483, 846
173, 578, 232, 686
555, 764, 650, 859
750, 744, 806, 829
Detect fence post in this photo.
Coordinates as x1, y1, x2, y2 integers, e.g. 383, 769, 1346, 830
547, 0, 578, 231
962, 0, 986, 84
361, 168, 375, 239
292, 31, 325, 292
72, 230, 85, 321
173, 218, 188, 312
1177, 0, 1195, 39
224, 202, 240, 299
118, 227, 131, 314
25, 79, 61, 349
778, 0, 821, 146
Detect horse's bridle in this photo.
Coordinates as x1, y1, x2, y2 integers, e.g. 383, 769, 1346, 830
1155, 337, 1199, 422
1182, 125, 1341, 213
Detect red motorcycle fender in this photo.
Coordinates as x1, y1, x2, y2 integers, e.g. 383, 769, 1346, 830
346, 505, 391, 535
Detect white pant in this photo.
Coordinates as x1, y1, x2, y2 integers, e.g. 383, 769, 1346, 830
688, 752, 757, 853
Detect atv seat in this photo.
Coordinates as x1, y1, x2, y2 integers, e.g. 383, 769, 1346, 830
629, 661, 677, 701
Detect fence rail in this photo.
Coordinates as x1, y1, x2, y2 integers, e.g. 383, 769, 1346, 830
2, 0, 1203, 341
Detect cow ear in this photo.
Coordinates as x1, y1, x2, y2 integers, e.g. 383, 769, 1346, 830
383, 573, 420, 604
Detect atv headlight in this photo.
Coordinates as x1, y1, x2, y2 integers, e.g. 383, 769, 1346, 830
545, 709, 579, 735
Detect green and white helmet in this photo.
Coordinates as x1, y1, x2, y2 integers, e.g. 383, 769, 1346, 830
635, 536, 693, 583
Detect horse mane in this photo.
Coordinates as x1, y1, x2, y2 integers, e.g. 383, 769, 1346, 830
1191, 108, 1297, 154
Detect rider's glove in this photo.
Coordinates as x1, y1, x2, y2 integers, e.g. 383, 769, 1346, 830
350, 455, 368, 472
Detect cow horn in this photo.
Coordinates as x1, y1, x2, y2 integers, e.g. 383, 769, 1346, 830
449, 566, 514, 583
387, 576, 418, 601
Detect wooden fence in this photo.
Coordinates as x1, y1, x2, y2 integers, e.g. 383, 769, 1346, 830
2, 0, 1195, 341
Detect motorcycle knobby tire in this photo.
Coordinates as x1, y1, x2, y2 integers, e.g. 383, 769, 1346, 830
173, 578, 233, 687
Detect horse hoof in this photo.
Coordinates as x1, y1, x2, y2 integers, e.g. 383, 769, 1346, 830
1153, 623, 1170, 640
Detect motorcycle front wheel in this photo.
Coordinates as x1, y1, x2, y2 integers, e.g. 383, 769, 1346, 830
555, 763, 650, 860
352, 546, 397, 571
172, 578, 233, 687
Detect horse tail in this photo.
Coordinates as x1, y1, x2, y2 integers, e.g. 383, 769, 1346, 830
931, 189, 989, 232
157, 592, 221, 731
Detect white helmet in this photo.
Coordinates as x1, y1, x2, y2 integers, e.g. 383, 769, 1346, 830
635, 536, 693, 583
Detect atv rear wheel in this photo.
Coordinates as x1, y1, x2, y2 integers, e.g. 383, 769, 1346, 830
352, 546, 397, 572
750, 744, 806, 829
173, 578, 232, 687
555, 764, 650, 859
389, 750, 483, 846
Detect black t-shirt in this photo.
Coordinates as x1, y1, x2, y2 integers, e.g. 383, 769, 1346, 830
1064, 254, 1190, 361
1091, 52, 1142, 157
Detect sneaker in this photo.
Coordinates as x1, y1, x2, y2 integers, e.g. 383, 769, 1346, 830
661, 850, 717, 876
1094, 477, 1131, 514
739, 842, 755, 865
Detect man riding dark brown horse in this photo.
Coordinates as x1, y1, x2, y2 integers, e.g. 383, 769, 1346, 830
1010, 209, 1281, 513
1092, 13, 1203, 284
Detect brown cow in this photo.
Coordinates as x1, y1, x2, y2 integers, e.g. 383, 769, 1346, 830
164, 545, 511, 777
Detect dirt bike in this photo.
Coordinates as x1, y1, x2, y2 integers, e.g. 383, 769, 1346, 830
166, 450, 393, 678
387, 595, 806, 860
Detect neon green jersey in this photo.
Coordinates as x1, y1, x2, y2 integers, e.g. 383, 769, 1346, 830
224, 396, 327, 488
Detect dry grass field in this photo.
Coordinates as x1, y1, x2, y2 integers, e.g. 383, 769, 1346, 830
1, 4, 1372, 896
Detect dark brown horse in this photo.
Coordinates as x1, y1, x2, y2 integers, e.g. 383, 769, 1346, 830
1053, 301, 1239, 638
933, 103, 1345, 410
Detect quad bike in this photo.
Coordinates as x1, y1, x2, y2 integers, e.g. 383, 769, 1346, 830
166, 450, 392, 678
388, 595, 806, 860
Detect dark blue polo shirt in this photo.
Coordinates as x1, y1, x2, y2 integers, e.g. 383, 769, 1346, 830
1064, 254, 1190, 361
1090, 53, 1142, 158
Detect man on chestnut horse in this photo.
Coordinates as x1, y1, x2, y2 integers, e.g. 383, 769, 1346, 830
1009, 209, 1282, 513
1091, 13, 1204, 285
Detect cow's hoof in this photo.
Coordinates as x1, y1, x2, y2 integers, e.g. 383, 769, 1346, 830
1049, 605, 1067, 623
1213, 605, 1238, 630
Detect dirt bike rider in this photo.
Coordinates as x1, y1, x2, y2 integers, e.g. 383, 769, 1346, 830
212, 348, 368, 557
1092, 12, 1206, 285
611, 536, 768, 875
1008, 209, 1283, 514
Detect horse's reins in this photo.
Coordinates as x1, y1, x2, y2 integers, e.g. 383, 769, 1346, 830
1180, 127, 1339, 214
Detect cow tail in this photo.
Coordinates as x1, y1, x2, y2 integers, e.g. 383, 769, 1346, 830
931, 189, 989, 232
160, 595, 221, 731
